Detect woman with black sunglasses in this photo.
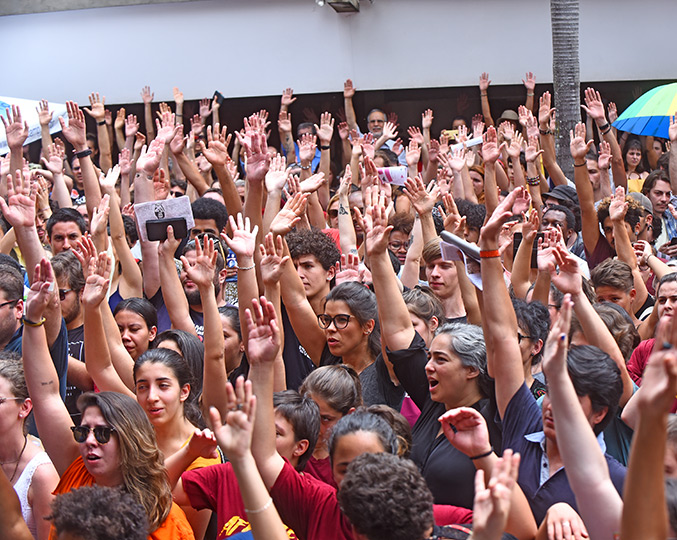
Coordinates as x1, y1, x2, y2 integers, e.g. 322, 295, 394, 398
21, 258, 194, 540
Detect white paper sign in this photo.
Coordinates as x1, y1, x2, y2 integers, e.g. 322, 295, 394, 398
0, 97, 68, 155
134, 196, 195, 242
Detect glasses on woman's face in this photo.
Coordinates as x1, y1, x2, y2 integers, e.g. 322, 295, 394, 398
328, 209, 339, 219
0, 396, 22, 405
517, 332, 533, 344
70, 425, 117, 444
317, 313, 352, 330
388, 239, 412, 251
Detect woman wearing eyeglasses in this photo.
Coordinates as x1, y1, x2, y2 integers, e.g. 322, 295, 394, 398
21, 259, 195, 539
0, 354, 59, 540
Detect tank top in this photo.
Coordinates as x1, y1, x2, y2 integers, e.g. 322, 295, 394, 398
13, 451, 53, 539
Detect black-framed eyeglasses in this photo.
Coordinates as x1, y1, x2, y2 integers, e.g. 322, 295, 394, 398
70, 425, 117, 444
59, 289, 73, 301
548, 304, 561, 311
0, 396, 22, 405
0, 299, 19, 310
517, 332, 533, 344
388, 240, 412, 251
328, 209, 339, 219
318, 314, 352, 330
169, 190, 184, 197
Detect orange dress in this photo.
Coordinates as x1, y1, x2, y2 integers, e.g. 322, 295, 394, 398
50, 456, 195, 540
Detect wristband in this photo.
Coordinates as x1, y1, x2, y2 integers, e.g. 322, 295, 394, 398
574, 161, 586, 167
235, 263, 255, 271
601, 127, 612, 135
74, 148, 92, 159
526, 176, 541, 186
480, 93, 487, 97
470, 447, 494, 460
176, 114, 183, 117
479, 250, 500, 259
539, 128, 552, 135
300, 164, 311, 170
526, 92, 534, 96
598, 122, 610, 131
320, 145, 331, 150
245, 497, 273, 515
22, 316, 46, 327
97, 120, 106, 126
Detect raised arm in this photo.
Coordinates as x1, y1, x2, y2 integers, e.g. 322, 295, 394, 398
42, 143, 72, 209
60, 101, 101, 218
569, 122, 600, 255
479, 187, 531, 418
315, 112, 334, 209
343, 79, 358, 132
479, 73, 495, 127
82, 251, 135, 398
83, 92, 112, 173
158, 227, 197, 335
542, 294, 623, 540
481, 126, 505, 218
621, 318, 677, 540
200, 125, 243, 217
1, 105, 29, 196
538, 92, 568, 187
365, 187, 416, 351
582, 88, 626, 191
141, 86, 155, 141
21, 259, 80, 475
37, 99, 53, 151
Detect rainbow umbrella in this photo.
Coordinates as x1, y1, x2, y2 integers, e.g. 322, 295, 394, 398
612, 82, 677, 138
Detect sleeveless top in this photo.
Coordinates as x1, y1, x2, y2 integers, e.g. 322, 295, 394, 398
13, 451, 53, 538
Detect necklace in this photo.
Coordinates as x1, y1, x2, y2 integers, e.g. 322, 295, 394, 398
1, 436, 28, 483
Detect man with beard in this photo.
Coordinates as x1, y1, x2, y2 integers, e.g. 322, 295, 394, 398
51, 251, 92, 421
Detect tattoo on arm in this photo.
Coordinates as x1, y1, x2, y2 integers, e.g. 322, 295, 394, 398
339, 203, 349, 215
40, 380, 54, 386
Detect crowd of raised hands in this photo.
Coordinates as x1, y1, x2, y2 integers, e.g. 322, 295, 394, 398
1, 71, 677, 540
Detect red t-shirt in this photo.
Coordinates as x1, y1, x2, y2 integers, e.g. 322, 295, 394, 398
303, 455, 337, 489
627, 338, 677, 413
182, 462, 298, 539
270, 460, 473, 540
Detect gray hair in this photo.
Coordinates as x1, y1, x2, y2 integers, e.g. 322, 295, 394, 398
434, 322, 487, 381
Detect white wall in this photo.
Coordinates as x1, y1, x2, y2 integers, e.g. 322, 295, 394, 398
1, 0, 675, 105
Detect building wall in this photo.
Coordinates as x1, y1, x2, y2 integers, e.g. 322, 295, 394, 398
1, 0, 675, 104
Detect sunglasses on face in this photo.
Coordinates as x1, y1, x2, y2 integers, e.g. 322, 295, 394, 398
70, 425, 117, 444
317, 313, 352, 329
59, 288, 73, 301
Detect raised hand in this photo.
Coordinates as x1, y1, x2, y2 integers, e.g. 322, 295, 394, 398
542, 293, 573, 376
581, 87, 607, 124
172, 86, 184, 105
243, 132, 270, 184
439, 193, 464, 234
472, 450, 520, 540
119, 148, 131, 176
507, 131, 524, 160
598, 140, 611, 170
569, 123, 594, 161
0, 169, 37, 228
245, 297, 281, 365
480, 186, 529, 244
637, 315, 677, 415
343, 79, 356, 99
335, 253, 361, 286
208, 378, 256, 462
669, 113, 677, 144
72, 236, 98, 279
608, 186, 628, 222
315, 112, 335, 146
80, 252, 112, 309
42, 143, 65, 175
428, 139, 440, 162
525, 135, 543, 163
141, 86, 154, 104
607, 102, 618, 124
538, 91, 554, 129
479, 72, 491, 92
90, 193, 111, 238
181, 235, 218, 290
363, 186, 393, 258
269, 192, 308, 237
222, 213, 258, 259
2, 105, 29, 150
547, 243, 582, 295
169, 124, 187, 155
481, 126, 504, 164
439, 132, 451, 154
298, 172, 326, 194
392, 138, 403, 157
24, 258, 56, 322
360, 133, 375, 160
403, 174, 439, 216
200, 124, 232, 167
83, 92, 106, 122
155, 111, 180, 144
407, 126, 424, 145
337, 121, 349, 141
422, 109, 434, 130
36, 99, 52, 127
439, 407, 493, 458
99, 165, 120, 193
59, 101, 87, 149
259, 232, 290, 286
298, 133, 317, 163
406, 139, 421, 167
381, 121, 398, 141
522, 71, 536, 93
281, 87, 296, 108
136, 138, 165, 176
199, 98, 212, 120
125, 114, 139, 138
264, 153, 289, 194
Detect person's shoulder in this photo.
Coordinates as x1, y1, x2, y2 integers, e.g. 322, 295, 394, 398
150, 502, 195, 540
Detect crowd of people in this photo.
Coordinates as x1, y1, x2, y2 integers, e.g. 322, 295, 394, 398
1, 71, 677, 540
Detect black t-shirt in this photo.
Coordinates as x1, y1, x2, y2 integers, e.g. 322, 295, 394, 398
148, 288, 205, 337
391, 331, 502, 508
280, 303, 318, 391
65, 324, 85, 422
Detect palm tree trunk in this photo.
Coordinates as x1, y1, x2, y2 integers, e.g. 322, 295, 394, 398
551, 0, 580, 180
